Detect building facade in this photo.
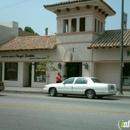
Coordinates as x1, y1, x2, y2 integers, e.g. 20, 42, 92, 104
0, 0, 130, 90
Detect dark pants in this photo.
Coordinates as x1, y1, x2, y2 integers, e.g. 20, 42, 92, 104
56, 81, 62, 83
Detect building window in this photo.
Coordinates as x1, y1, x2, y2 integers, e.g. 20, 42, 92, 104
5, 62, 18, 80
80, 18, 85, 31
71, 19, 76, 32
34, 62, 46, 82
98, 20, 100, 33
63, 19, 68, 33
101, 22, 103, 32
95, 18, 97, 32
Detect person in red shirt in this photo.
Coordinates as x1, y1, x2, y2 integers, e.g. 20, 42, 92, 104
56, 72, 62, 83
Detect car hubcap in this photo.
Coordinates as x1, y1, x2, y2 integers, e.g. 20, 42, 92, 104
87, 91, 94, 98
50, 89, 54, 96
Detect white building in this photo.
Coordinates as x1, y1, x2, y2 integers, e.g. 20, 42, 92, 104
0, 0, 130, 90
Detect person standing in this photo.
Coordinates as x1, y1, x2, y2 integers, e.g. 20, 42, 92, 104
56, 72, 62, 83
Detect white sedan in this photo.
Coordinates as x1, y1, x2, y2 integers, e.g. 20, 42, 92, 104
43, 77, 117, 99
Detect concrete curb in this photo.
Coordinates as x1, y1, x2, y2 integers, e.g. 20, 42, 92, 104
111, 95, 130, 99
4, 90, 44, 94
3, 90, 130, 99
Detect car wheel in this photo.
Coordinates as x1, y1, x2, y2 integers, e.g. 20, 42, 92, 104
50, 88, 57, 97
86, 90, 95, 99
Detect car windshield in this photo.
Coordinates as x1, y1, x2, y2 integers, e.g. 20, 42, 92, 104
91, 78, 102, 83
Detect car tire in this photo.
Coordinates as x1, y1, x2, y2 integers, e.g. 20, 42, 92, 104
86, 90, 95, 99
50, 88, 57, 97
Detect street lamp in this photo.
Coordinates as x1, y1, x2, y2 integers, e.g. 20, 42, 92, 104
119, 0, 124, 95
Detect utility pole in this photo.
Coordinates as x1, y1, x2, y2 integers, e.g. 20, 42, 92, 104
119, 0, 124, 95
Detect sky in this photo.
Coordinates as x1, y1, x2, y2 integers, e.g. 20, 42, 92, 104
0, 0, 130, 36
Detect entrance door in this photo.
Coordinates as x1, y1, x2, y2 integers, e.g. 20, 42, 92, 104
66, 63, 82, 78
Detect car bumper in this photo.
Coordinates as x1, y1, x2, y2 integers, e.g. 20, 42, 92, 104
96, 91, 117, 96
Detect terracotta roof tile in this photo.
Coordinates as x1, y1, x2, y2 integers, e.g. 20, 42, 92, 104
0, 35, 57, 52
88, 29, 130, 49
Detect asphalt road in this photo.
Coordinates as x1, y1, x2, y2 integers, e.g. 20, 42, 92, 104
0, 92, 130, 130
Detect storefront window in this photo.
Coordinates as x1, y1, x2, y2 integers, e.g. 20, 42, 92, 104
5, 62, 18, 80
34, 62, 46, 82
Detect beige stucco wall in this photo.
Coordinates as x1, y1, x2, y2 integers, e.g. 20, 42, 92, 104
92, 47, 130, 62
57, 33, 94, 43
91, 47, 130, 88
57, 43, 92, 61
0, 21, 18, 43
94, 62, 120, 88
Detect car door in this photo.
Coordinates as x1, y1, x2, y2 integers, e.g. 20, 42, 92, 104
72, 78, 88, 94
62, 78, 75, 94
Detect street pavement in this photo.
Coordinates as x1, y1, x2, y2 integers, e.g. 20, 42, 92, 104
3, 86, 130, 99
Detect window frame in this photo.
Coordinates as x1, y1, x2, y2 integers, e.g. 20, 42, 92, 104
4, 62, 18, 81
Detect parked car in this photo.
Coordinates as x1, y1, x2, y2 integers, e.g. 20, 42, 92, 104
0, 81, 4, 92
43, 77, 117, 99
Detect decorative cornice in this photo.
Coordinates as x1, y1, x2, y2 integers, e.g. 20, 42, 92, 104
57, 9, 61, 13
102, 11, 105, 15
57, 31, 100, 36
95, 6, 98, 10
98, 9, 102, 12
76, 6, 80, 10
86, 5, 90, 9
105, 14, 108, 17
66, 8, 70, 12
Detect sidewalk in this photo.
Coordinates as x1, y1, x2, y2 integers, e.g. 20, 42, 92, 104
4, 86, 43, 94
3, 86, 130, 99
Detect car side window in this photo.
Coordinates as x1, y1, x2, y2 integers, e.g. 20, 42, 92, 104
75, 78, 87, 84
64, 78, 75, 84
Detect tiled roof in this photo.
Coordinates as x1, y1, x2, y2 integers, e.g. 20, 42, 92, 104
88, 29, 130, 49
44, 0, 116, 14
0, 35, 57, 52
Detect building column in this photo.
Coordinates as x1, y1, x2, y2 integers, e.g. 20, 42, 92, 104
76, 17, 80, 32
96, 19, 98, 33
103, 22, 105, 32
92, 17, 95, 32
68, 19, 71, 33
2, 62, 4, 81
99, 21, 101, 34
85, 17, 87, 31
